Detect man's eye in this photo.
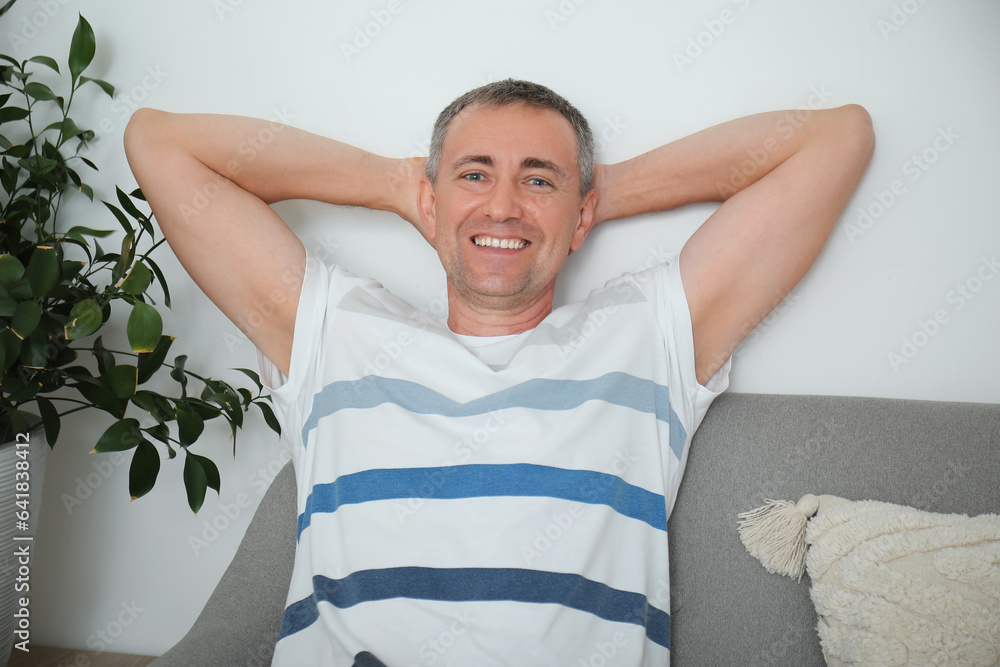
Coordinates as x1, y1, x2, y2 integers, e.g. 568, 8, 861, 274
462, 173, 484, 181
529, 177, 552, 187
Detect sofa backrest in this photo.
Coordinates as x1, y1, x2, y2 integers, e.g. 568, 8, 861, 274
153, 393, 1000, 666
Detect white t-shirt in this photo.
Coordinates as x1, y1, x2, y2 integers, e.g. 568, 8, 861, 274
257, 249, 730, 666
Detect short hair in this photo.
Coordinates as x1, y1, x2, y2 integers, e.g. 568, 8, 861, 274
425, 79, 594, 197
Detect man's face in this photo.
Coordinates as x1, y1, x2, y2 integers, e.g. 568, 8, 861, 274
419, 103, 596, 321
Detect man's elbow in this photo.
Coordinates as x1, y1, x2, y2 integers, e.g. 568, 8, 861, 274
123, 107, 169, 164
833, 104, 876, 163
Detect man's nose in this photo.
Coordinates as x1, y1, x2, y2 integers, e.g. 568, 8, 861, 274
483, 178, 522, 222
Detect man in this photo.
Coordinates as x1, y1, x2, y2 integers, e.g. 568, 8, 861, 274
124, 80, 873, 665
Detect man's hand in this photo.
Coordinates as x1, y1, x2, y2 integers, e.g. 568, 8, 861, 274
592, 105, 875, 385
388, 156, 431, 243
591, 164, 618, 227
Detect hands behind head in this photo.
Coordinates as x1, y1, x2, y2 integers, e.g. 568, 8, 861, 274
391, 156, 431, 245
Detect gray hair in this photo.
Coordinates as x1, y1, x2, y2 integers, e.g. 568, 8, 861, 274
425, 79, 594, 197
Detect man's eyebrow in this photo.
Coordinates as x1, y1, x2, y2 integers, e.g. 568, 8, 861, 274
521, 157, 567, 180
451, 154, 494, 171
449, 155, 568, 181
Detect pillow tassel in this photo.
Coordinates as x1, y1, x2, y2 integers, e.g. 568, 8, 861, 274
737, 495, 820, 581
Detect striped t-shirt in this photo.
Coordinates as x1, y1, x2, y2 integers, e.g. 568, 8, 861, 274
257, 248, 730, 666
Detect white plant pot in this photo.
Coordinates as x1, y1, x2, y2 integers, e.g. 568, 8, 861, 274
0, 413, 48, 666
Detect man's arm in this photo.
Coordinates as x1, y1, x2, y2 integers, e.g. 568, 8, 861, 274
123, 110, 425, 377
594, 105, 875, 385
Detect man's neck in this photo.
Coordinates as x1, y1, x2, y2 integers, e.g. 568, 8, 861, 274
445, 285, 556, 337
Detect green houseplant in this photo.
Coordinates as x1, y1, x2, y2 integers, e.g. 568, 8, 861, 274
0, 14, 280, 513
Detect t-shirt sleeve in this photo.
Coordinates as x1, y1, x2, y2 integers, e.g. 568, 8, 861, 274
628, 257, 731, 435
255, 248, 333, 456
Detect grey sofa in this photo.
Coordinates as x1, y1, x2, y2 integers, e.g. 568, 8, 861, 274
151, 393, 999, 666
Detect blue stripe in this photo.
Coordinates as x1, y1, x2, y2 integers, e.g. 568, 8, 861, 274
300, 372, 687, 458
278, 567, 670, 649
297, 463, 668, 537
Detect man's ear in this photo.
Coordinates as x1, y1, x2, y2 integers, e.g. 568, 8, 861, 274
418, 176, 437, 245
569, 189, 599, 253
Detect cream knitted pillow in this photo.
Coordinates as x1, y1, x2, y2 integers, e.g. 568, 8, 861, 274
738, 495, 1000, 666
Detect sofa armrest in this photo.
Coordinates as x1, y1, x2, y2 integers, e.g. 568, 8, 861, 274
151, 463, 297, 667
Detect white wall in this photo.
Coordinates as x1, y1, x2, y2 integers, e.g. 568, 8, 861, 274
8, 0, 998, 656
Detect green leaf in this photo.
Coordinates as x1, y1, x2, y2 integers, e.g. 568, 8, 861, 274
65, 225, 114, 241
170, 354, 188, 393
188, 397, 222, 421
8, 277, 32, 300
0, 254, 25, 287
193, 452, 220, 492
220, 391, 243, 428
144, 256, 171, 309
131, 390, 175, 423
0, 328, 21, 371
128, 439, 159, 500
60, 235, 94, 263
102, 364, 137, 399
103, 201, 132, 235
2, 375, 38, 403
5, 144, 30, 160
257, 401, 281, 435
175, 401, 204, 446
79, 75, 114, 97
23, 82, 57, 102
0, 107, 29, 124
183, 451, 208, 514
0, 404, 27, 442
64, 298, 103, 340
126, 300, 162, 353
55, 117, 87, 145
137, 335, 174, 385
27, 246, 60, 298
72, 377, 126, 419
116, 186, 148, 227
92, 335, 114, 375
27, 56, 59, 73
119, 260, 152, 295
142, 423, 170, 445
93, 418, 143, 453
51, 343, 77, 368
21, 328, 48, 369
35, 396, 61, 446
232, 367, 263, 391
68, 15, 96, 84
60, 260, 85, 282
114, 230, 135, 283
11, 300, 41, 339
0, 296, 15, 317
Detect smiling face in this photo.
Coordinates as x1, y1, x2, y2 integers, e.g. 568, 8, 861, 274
419, 103, 597, 334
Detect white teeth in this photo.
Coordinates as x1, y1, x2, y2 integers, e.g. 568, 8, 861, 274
474, 235, 526, 249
